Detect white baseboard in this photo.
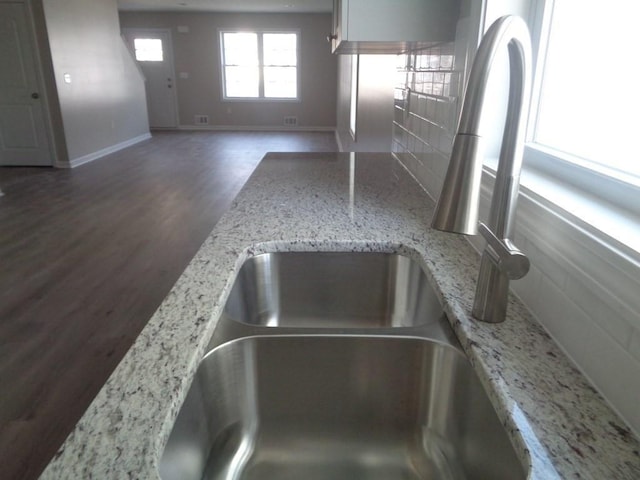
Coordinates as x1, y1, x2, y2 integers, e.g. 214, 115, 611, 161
176, 125, 336, 132
58, 133, 152, 169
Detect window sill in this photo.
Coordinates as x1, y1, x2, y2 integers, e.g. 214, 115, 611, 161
479, 154, 640, 342
483, 155, 640, 264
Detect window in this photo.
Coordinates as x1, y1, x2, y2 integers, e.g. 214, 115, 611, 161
133, 38, 163, 62
499, 0, 640, 258
526, 0, 640, 207
220, 31, 298, 100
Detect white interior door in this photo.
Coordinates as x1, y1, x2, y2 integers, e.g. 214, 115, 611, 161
124, 28, 178, 128
0, 2, 52, 166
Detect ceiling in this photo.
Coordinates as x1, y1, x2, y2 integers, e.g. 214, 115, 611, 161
117, 0, 333, 13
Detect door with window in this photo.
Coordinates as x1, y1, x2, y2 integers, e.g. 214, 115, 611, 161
123, 28, 177, 128
0, 2, 52, 166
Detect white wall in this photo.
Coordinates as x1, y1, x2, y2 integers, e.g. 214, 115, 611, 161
119, 11, 337, 130
391, 0, 640, 437
42, 0, 149, 167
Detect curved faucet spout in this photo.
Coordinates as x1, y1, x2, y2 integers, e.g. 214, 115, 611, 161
431, 15, 532, 323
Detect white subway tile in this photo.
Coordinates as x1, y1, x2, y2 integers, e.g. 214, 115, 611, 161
581, 337, 640, 438
531, 274, 574, 329
563, 273, 635, 349
629, 328, 640, 363
426, 97, 437, 119
513, 229, 527, 250
420, 121, 430, 144
417, 96, 427, 118
512, 263, 542, 311
437, 101, 450, 128
519, 232, 568, 290
439, 132, 453, 155
536, 277, 640, 437
537, 278, 621, 382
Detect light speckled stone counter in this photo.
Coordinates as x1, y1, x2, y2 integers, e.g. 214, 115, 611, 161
41, 153, 639, 479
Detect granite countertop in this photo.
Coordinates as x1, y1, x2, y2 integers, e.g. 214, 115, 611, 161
41, 152, 640, 479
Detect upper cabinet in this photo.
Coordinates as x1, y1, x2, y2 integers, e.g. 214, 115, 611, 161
329, 0, 461, 54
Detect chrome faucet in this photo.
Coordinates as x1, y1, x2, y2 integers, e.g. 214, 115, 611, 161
431, 15, 532, 323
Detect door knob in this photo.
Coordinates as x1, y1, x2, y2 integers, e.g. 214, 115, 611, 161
31, 92, 40, 99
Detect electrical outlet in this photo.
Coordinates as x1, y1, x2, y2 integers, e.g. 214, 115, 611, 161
284, 116, 298, 126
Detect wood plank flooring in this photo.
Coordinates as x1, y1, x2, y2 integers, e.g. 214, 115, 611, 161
0, 130, 337, 480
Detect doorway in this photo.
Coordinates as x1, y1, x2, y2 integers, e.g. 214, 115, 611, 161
0, 2, 52, 166
123, 28, 178, 129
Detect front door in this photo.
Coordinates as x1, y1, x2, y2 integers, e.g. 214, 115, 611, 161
0, 2, 52, 166
123, 28, 178, 128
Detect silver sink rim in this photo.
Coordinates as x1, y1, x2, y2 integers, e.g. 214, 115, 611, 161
203, 332, 469, 363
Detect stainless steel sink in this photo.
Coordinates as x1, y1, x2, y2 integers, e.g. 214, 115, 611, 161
224, 252, 442, 329
159, 251, 526, 479
160, 335, 526, 480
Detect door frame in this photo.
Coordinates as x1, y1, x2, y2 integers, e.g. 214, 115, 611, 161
1, 0, 58, 166
122, 27, 180, 128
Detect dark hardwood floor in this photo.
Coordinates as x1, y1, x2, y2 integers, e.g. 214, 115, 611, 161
0, 130, 337, 480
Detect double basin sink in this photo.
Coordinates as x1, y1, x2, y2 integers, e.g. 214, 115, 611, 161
160, 252, 526, 480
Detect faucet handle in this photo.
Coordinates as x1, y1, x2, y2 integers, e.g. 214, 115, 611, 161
478, 223, 530, 280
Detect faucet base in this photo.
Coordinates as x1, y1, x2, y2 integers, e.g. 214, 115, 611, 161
472, 251, 510, 323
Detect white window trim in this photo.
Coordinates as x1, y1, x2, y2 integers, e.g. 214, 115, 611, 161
219, 29, 301, 102
524, 145, 640, 217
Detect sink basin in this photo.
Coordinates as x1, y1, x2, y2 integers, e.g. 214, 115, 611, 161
224, 252, 443, 328
159, 335, 526, 480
